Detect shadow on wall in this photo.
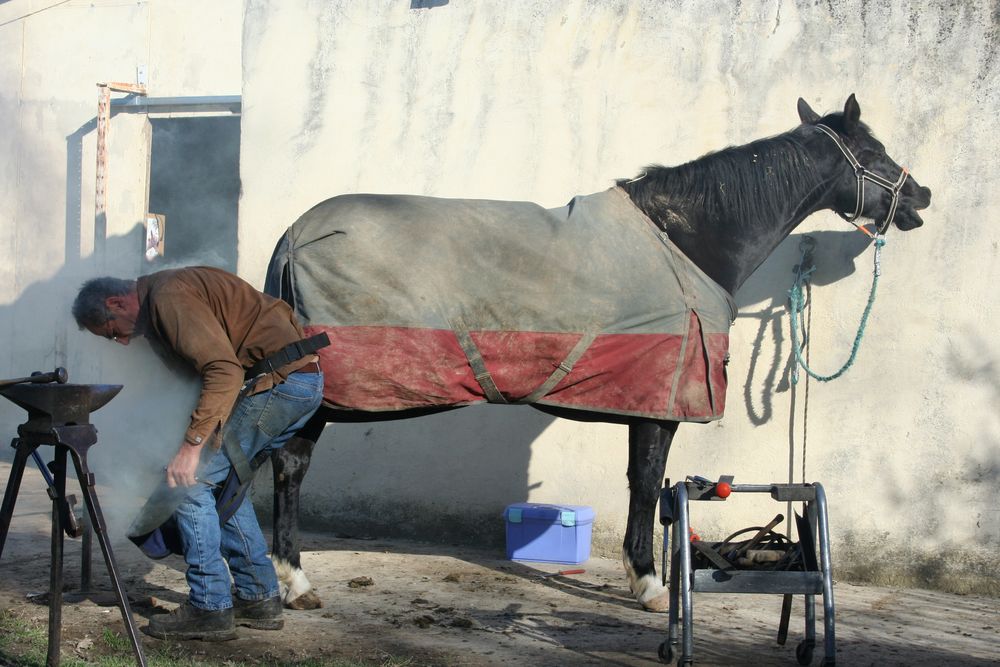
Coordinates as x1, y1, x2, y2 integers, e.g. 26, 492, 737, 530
0, 223, 215, 602
1, 106, 240, 534
736, 228, 879, 426
0, 225, 205, 532
735, 237, 1000, 594
267, 403, 559, 549
3, 90, 240, 535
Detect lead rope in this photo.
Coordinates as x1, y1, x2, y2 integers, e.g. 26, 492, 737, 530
801, 280, 811, 484
788, 236, 883, 497
788, 235, 885, 384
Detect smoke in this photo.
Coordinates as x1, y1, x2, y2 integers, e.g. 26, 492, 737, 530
41, 116, 244, 537
85, 337, 202, 537
80, 115, 244, 533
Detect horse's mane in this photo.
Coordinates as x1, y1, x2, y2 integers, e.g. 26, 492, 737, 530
619, 128, 827, 232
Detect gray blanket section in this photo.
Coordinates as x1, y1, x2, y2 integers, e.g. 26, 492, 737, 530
268, 187, 734, 337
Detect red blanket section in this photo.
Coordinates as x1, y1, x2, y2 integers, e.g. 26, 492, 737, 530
304, 311, 727, 421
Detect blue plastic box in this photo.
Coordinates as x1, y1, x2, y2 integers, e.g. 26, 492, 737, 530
503, 503, 595, 564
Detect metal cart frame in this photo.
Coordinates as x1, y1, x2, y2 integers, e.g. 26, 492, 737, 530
659, 479, 836, 666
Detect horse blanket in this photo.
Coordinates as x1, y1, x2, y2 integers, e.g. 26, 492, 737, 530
264, 187, 735, 422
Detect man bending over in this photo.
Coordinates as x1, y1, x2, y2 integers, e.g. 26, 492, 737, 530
72, 266, 325, 641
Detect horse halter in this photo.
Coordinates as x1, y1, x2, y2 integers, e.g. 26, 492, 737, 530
815, 124, 909, 237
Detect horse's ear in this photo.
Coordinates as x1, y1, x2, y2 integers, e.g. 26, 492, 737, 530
797, 98, 820, 124
843, 94, 861, 130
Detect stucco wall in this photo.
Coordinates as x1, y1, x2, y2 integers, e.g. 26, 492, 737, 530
1, 0, 996, 596
240, 0, 999, 593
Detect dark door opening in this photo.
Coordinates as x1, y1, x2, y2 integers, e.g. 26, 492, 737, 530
146, 116, 240, 272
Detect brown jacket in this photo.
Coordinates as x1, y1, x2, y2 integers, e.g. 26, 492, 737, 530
136, 267, 312, 449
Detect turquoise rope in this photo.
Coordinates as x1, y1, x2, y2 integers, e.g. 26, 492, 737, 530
788, 237, 885, 384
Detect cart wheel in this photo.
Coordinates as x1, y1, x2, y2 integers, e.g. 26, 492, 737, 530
796, 640, 814, 665
657, 641, 674, 663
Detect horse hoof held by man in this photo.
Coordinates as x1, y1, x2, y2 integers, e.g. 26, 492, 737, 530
72, 266, 327, 641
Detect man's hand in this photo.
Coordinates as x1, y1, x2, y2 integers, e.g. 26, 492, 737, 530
166, 442, 203, 488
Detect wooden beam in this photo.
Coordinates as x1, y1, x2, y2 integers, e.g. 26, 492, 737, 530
93, 82, 147, 267
94, 84, 110, 267
101, 82, 147, 95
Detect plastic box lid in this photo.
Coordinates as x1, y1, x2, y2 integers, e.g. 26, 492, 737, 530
504, 503, 595, 527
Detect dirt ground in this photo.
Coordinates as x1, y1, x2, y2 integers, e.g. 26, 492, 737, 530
2, 460, 998, 666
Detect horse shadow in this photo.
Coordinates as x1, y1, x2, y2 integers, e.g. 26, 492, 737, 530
735, 228, 878, 426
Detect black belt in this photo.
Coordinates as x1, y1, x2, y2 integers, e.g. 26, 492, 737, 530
244, 332, 330, 379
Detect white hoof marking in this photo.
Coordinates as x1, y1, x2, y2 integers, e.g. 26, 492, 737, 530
272, 557, 313, 605
623, 552, 670, 612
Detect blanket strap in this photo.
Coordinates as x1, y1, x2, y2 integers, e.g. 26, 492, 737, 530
454, 330, 508, 404
455, 330, 596, 405
515, 333, 596, 404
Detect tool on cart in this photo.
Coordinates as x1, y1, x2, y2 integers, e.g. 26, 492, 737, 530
688, 513, 807, 573
658, 476, 835, 666
0, 369, 147, 667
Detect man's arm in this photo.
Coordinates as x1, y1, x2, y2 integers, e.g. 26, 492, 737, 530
151, 289, 245, 487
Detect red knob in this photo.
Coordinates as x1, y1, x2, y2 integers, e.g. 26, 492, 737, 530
715, 482, 732, 498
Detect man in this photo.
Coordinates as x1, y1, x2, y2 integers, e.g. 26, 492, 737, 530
72, 266, 326, 641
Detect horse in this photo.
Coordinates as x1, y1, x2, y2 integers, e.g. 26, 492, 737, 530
263, 95, 931, 612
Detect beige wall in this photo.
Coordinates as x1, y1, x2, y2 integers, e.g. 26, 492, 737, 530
1, 0, 996, 594
240, 0, 999, 593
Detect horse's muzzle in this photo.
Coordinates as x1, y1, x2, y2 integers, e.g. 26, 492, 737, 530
911, 185, 932, 210
893, 182, 931, 230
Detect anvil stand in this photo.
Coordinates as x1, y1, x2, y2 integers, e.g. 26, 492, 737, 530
0, 382, 147, 667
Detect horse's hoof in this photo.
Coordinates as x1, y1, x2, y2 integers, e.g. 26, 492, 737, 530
640, 591, 671, 613
625, 567, 671, 613
286, 590, 323, 610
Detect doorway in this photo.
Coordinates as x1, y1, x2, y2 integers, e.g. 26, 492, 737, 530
146, 116, 240, 272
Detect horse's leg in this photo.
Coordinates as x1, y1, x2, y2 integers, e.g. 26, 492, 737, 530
271, 410, 328, 610
623, 419, 679, 612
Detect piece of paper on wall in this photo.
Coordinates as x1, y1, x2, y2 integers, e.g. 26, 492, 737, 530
145, 213, 165, 261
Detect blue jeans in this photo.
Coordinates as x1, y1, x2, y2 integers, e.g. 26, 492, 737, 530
173, 370, 324, 611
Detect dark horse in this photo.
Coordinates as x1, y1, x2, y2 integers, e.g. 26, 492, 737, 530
265, 96, 931, 611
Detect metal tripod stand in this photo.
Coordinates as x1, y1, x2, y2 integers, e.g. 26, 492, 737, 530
0, 370, 146, 667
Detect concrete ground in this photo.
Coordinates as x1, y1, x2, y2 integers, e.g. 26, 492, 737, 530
1, 459, 998, 666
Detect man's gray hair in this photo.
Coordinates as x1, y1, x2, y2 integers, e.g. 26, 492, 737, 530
72, 277, 136, 329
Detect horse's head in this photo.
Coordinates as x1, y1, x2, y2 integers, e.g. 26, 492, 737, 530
797, 94, 932, 232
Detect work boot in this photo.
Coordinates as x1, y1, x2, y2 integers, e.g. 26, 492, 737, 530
143, 602, 237, 641
233, 595, 284, 630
